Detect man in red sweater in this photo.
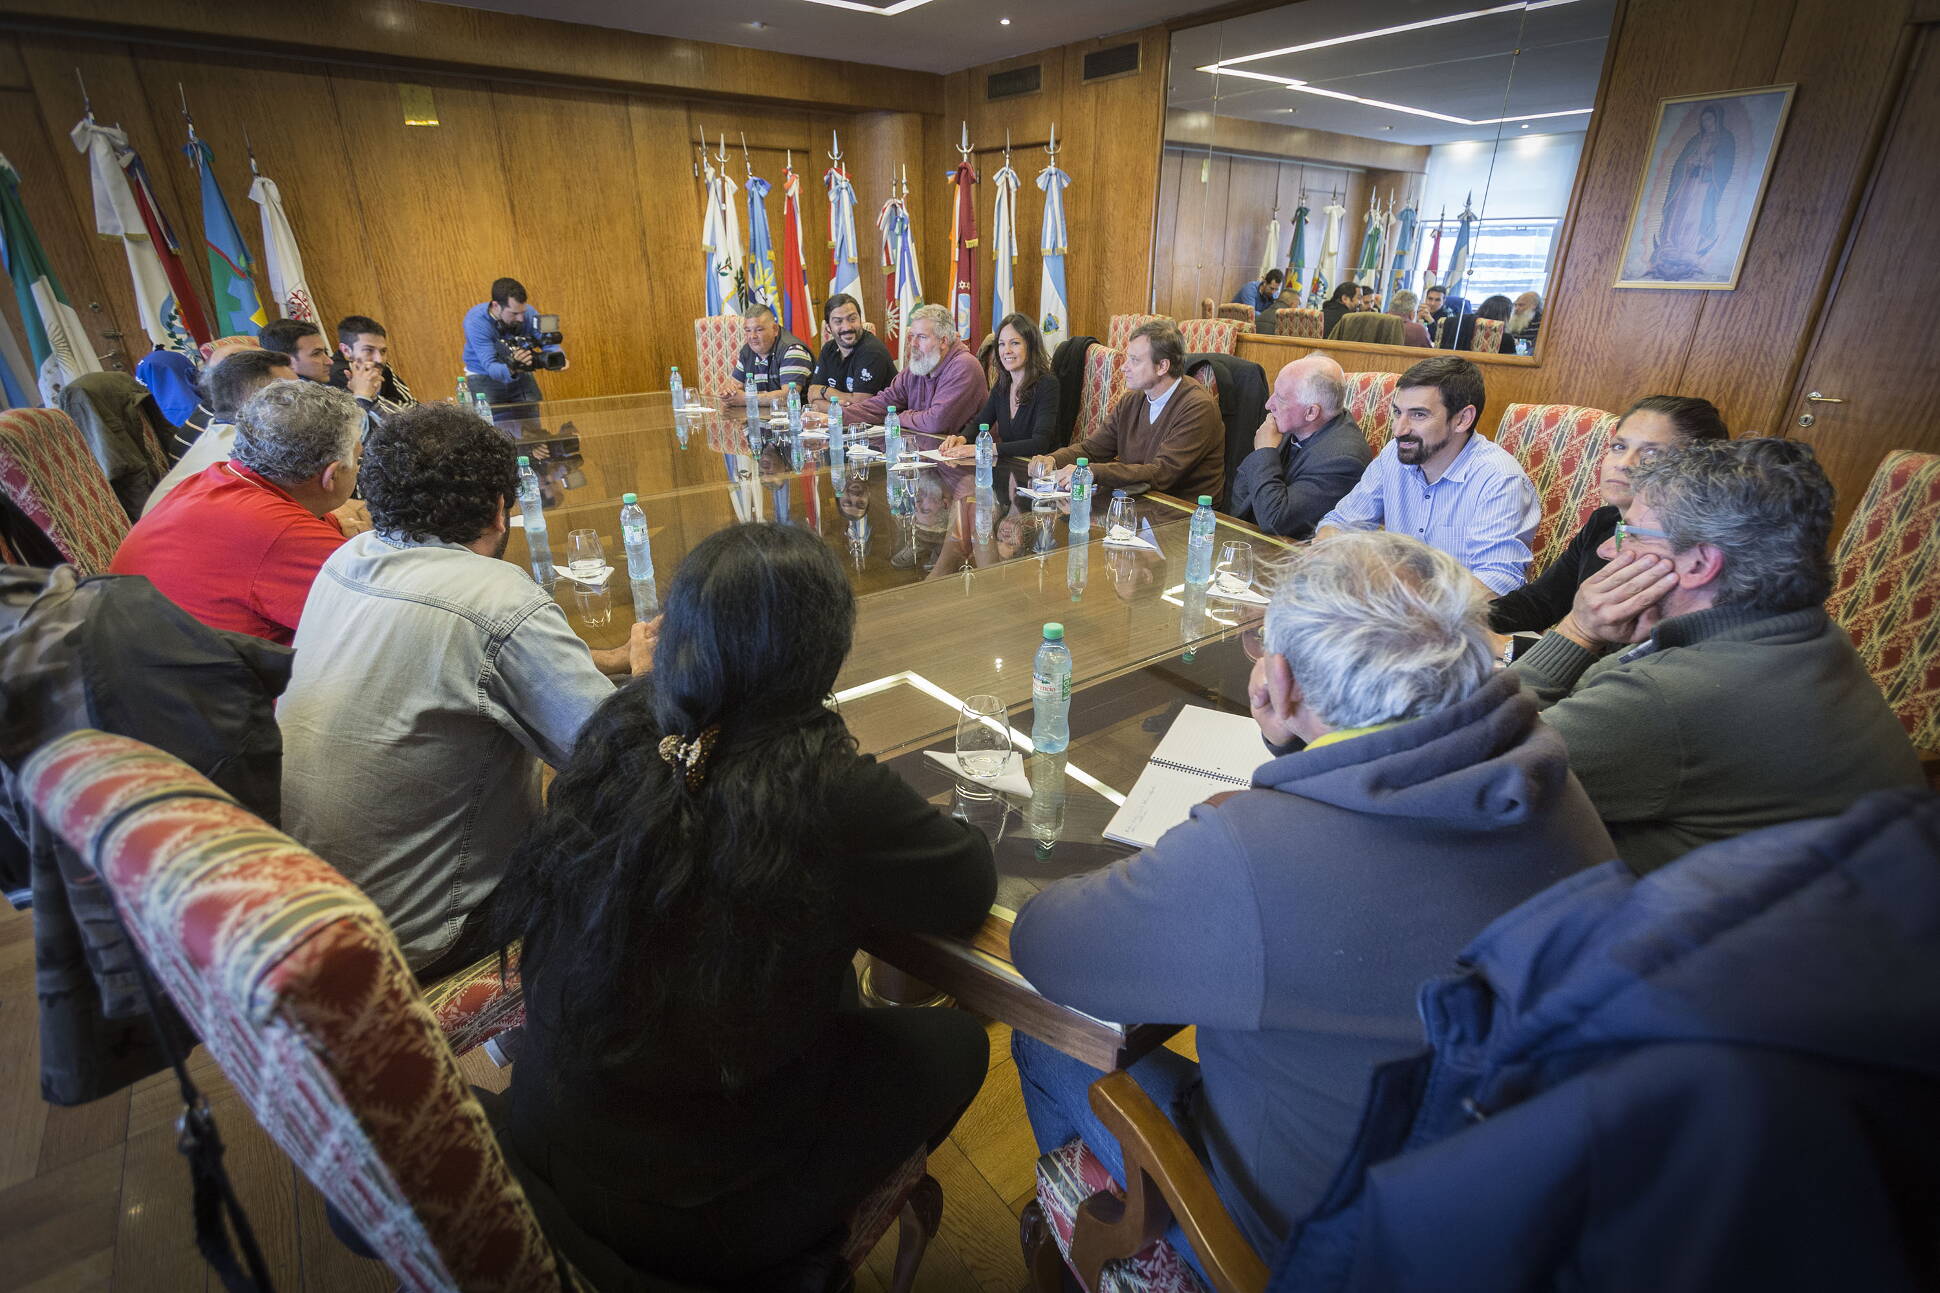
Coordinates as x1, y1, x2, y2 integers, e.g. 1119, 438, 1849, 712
110, 380, 361, 645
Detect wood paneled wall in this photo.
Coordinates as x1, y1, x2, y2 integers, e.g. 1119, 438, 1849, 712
921, 26, 1172, 347
1221, 0, 1922, 446
0, 26, 921, 399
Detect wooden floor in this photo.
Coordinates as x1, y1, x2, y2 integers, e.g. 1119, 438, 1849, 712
0, 903, 1192, 1292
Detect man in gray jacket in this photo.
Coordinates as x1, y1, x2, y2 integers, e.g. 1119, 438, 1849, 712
1512, 437, 1923, 872
1010, 532, 1615, 1272
279, 404, 652, 979
1228, 353, 1371, 540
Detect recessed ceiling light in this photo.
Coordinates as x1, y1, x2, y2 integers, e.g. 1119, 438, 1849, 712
799, 0, 936, 13
746, 20, 767, 29
999, 16, 1011, 24
1379, 125, 1393, 131
1520, 122, 1531, 128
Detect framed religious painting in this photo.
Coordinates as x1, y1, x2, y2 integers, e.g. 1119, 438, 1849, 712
1614, 85, 1795, 290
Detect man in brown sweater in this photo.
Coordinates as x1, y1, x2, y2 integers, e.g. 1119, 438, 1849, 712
1031, 320, 1227, 507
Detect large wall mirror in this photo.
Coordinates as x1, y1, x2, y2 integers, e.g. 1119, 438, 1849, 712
1158, 0, 1616, 356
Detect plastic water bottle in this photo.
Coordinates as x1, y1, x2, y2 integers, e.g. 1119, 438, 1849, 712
828, 399, 845, 464
975, 424, 995, 490
669, 366, 686, 410
743, 372, 760, 421
1031, 623, 1072, 753
473, 390, 493, 423
516, 456, 552, 583
786, 383, 802, 436
1069, 458, 1094, 536
883, 405, 903, 466
619, 493, 653, 583
454, 374, 470, 407
1186, 494, 1217, 588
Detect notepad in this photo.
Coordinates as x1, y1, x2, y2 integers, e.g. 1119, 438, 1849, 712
1102, 706, 1264, 850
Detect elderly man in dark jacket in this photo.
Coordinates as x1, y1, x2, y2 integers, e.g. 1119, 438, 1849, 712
1229, 353, 1371, 540
1010, 532, 1616, 1275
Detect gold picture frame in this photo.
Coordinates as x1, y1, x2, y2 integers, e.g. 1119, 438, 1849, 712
1613, 84, 1795, 291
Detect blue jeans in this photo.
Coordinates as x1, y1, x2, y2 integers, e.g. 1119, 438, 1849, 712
1012, 1032, 1213, 1284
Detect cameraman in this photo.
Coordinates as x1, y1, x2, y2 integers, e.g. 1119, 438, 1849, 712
461, 276, 565, 427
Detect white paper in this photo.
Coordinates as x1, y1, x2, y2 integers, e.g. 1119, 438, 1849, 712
1017, 485, 1072, 501
924, 749, 1032, 797
1103, 532, 1160, 552
1102, 707, 1264, 849
675, 404, 716, 414
558, 563, 616, 587
1209, 582, 1269, 605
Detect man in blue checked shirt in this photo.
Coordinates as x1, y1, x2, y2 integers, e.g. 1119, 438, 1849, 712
1315, 355, 1539, 593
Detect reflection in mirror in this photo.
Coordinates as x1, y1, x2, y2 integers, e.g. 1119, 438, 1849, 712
1158, 0, 1616, 355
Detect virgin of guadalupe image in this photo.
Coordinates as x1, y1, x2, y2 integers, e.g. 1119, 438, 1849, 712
1651, 105, 1737, 279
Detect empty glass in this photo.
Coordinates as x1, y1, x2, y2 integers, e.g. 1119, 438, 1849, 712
566, 529, 605, 579
1214, 540, 1254, 596
1027, 456, 1056, 494
1105, 491, 1135, 542
955, 693, 1011, 783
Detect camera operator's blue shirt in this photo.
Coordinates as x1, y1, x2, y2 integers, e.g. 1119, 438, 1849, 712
462, 301, 558, 382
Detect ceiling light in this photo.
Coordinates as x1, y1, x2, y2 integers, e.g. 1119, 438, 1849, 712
999, 16, 1011, 24
798, 0, 937, 13
1202, 65, 1593, 127
1210, 0, 1586, 68
1520, 122, 1531, 128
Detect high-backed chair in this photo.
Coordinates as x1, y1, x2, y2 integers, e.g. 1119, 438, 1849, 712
692, 313, 743, 395
1274, 307, 1325, 339
22, 731, 944, 1293
1493, 403, 1618, 576
1198, 298, 1216, 320
1077, 345, 1127, 445
1214, 303, 1255, 329
1176, 318, 1240, 356
1107, 313, 1170, 350
1330, 313, 1406, 346
1826, 450, 1940, 759
1342, 371, 1400, 457
0, 407, 129, 574
1469, 317, 1507, 354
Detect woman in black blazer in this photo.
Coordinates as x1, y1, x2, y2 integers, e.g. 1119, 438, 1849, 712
938, 312, 1061, 461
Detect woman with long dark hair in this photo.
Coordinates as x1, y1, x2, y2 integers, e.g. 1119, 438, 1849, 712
491, 522, 996, 1286
938, 312, 1061, 459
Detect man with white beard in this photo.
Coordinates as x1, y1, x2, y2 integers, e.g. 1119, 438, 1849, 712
1508, 291, 1542, 343
844, 304, 989, 435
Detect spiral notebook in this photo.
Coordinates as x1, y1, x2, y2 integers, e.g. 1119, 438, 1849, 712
1103, 706, 1265, 850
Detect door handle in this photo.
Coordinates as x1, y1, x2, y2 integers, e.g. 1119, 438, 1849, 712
1805, 391, 1845, 403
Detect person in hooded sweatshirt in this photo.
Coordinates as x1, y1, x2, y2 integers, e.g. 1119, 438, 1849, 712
1009, 530, 1616, 1275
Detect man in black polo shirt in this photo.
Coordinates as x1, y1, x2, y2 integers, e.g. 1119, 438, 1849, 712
807, 293, 896, 410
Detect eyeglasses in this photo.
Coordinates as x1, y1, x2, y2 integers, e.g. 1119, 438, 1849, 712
1612, 520, 1674, 551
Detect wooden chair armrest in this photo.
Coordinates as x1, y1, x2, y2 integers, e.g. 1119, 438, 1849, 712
1070, 1070, 1268, 1293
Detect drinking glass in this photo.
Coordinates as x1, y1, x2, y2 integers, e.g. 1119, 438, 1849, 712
1214, 541, 1254, 596
955, 694, 1011, 783
566, 529, 605, 579
1028, 456, 1056, 494
1105, 492, 1135, 542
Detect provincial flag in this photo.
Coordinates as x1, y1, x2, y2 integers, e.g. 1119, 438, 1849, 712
185, 133, 266, 337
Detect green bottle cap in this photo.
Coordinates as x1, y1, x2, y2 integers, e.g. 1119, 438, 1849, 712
980, 423, 991, 432
1043, 622, 1064, 640
887, 405, 898, 413
1198, 495, 1213, 506
622, 492, 638, 504
1077, 457, 1089, 466
517, 456, 530, 466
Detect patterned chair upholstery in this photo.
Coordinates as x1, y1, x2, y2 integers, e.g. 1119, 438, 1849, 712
1176, 318, 1239, 356
1493, 403, 1619, 576
1077, 345, 1127, 446
1276, 307, 1325, 339
1470, 317, 1507, 354
1826, 450, 1940, 754
0, 407, 129, 574
1214, 303, 1255, 328
693, 313, 744, 394
1343, 371, 1400, 457
22, 731, 943, 1292
1107, 314, 1170, 351
1032, 1140, 1208, 1293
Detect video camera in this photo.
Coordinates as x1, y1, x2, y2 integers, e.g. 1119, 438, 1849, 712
503, 312, 567, 371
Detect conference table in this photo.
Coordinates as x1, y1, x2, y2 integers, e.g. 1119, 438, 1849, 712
501, 390, 1284, 1071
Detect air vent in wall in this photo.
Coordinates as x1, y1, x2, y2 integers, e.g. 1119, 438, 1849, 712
986, 64, 1042, 100
1082, 43, 1140, 82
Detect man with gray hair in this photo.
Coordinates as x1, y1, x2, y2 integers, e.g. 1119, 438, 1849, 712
845, 303, 988, 435
1229, 352, 1370, 539
1385, 290, 1433, 347
1515, 437, 1923, 872
110, 381, 360, 645
1010, 531, 1614, 1271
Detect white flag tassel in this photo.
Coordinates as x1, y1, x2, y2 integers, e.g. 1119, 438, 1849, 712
248, 173, 317, 323
71, 118, 196, 353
